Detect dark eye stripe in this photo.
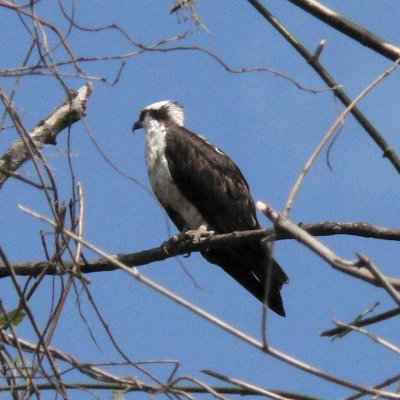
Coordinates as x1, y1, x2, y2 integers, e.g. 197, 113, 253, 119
139, 110, 147, 122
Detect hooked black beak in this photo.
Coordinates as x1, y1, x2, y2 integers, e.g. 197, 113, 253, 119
132, 120, 142, 132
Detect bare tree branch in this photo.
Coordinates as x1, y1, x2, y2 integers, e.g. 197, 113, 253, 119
2, 220, 400, 288
246, 0, 400, 175
284, 59, 400, 214
1, 3, 398, 398
257, 202, 400, 291
2, 334, 252, 398
321, 307, 400, 337
334, 322, 400, 356
0, 330, 150, 388
345, 374, 400, 400
15, 204, 400, 399
203, 369, 316, 400
0, 83, 92, 188
0, 247, 68, 398
285, 0, 400, 61
356, 255, 400, 307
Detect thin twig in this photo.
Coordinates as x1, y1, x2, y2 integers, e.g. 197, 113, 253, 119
0, 248, 68, 398
286, 0, 400, 61
203, 369, 313, 400
0, 331, 146, 387
320, 307, 400, 337
15, 204, 400, 399
334, 322, 400, 356
169, 375, 228, 400
256, 202, 400, 290
0, 166, 53, 190
75, 182, 85, 265
247, 0, 400, 177
284, 59, 400, 215
357, 254, 400, 307
345, 374, 400, 400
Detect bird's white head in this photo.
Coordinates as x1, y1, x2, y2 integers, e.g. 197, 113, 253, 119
132, 100, 185, 132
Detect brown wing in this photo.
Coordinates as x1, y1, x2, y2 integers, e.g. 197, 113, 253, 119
164, 121, 288, 316
164, 122, 259, 232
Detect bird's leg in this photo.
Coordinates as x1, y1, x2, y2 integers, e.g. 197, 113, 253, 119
184, 224, 215, 244
162, 225, 214, 256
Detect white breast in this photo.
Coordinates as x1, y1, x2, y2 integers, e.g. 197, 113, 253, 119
144, 119, 205, 230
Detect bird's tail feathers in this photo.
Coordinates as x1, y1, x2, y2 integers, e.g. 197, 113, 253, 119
202, 249, 288, 317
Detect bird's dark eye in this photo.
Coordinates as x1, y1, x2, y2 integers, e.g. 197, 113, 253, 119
139, 110, 147, 122
149, 108, 169, 121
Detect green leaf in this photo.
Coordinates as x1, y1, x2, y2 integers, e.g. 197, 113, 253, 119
0, 309, 26, 327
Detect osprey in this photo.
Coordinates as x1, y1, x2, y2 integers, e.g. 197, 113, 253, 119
132, 100, 288, 316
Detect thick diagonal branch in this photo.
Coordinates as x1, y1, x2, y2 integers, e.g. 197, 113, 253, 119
247, 0, 400, 175
0, 83, 92, 188
286, 0, 400, 61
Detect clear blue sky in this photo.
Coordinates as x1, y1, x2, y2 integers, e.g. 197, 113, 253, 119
1, 1, 399, 399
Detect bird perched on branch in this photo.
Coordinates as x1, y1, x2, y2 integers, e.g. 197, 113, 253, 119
132, 100, 288, 316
